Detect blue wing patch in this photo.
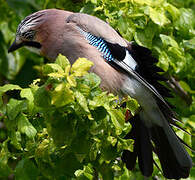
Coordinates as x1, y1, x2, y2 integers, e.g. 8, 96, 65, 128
77, 27, 114, 62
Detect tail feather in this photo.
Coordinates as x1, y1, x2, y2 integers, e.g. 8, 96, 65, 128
151, 126, 191, 179
122, 115, 153, 177
161, 117, 192, 168
137, 117, 153, 176
122, 113, 192, 179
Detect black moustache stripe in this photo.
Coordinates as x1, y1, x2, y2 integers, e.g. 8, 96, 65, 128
24, 41, 42, 49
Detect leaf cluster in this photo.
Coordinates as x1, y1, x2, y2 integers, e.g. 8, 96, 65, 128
0, 55, 137, 179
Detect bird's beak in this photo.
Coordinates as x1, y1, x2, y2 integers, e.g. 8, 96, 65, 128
8, 39, 24, 53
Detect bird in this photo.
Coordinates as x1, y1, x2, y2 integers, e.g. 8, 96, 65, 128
8, 9, 192, 179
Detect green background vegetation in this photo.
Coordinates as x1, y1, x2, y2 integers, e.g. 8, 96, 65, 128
0, 0, 194, 179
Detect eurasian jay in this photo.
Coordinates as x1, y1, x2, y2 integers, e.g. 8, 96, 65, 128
8, 9, 192, 179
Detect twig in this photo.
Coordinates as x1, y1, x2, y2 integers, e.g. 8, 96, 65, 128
166, 74, 192, 106
93, 167, 99, 180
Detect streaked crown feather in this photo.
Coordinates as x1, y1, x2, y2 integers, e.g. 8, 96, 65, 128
17, 11, 46, 36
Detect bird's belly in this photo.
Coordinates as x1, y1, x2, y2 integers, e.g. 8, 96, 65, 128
121, 77, 155, 107
121, 77, 163, 127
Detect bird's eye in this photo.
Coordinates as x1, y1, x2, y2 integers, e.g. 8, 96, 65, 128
26, 34, 34, 40
22, 30, 35, 40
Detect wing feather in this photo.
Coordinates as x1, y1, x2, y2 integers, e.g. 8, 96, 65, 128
111, 59, 173, 112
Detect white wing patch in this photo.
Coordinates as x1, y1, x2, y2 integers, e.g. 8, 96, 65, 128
123, 50, 137, 70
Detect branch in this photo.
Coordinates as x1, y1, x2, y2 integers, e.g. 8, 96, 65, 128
93, 167, 99, 180
166, 74, 192, 106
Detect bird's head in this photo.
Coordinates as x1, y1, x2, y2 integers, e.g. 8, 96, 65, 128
8, 9, 73, 59
8, 10, 47, 54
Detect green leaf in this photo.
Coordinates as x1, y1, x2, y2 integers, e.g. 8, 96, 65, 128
149, 7, 170, 26
47, 72, 65, 78
0, 140, 12, 178
75, 91, 90, 113
75, 165, 94, 180
34, 85, 51, 108
46, 110, 77, 146
85, 73, 101, 89
164, 3, 180, 20
89, 92, 111, 109
118, 138, 134, 152
20, 88, 34, 113
179, 81, 195, 94
0, 84, 21, 107
6, 99, 27, 121
67, 74, 77, 87
51, 83, 74, 107
134, 30, 149, 48
89, 142, 99, 161
98, 162, 114, 180
132, 0, 152, 5
14, 158, 39, 180
167, 47, 185, 73
188, 115, 195, 129
158, 51, 170, 71
160, 34, 179, 48
71, 58, 94, 77
0, 84, 21, 93
108, 109, 125, 134
126, 97, 140, 115
35, 138, 50, 158
10, 131, 22, 150
118, 16, 128, 34
55, 54, 70, 72
53, 152, 82, 177
134, 22, 156, 48
42, 63, 64, 75
0, 30, 25, 80
77, 73, 101, 97
175, 8, 195, 37
183, 37, 195, 50
71, 132, 92, 159
17, 113, 37, 139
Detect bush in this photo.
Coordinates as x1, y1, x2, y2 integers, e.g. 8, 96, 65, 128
0, 0, 194, 179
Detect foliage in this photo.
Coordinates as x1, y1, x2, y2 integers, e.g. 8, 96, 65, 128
0, 55, 136, 179
0, 0, 194, 179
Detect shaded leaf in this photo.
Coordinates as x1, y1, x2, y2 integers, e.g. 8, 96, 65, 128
17, 113, 37, 139
6, 99, 27, 121
14, 158, 39, 180
0, 140, 12, 178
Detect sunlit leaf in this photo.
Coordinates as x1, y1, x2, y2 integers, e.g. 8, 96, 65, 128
149, 7, 170, 26
71, 58, 94, 77
42, 63, 64, 75
51, 83, 74, 107
179, 81, 195, 94
55, 54, 70, 72
20, 88, 34, 113
75, 91, 90, 113
160, 34, 179, 48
